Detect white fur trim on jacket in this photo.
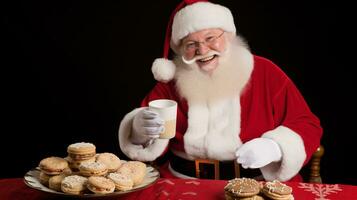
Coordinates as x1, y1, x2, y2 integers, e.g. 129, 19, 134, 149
171, 2, 236, 45
118, 108, 169, 161
183, 97, 243, 160
152, 58, 176, 83
260, 126, 306, 181
175, 36, 254, 160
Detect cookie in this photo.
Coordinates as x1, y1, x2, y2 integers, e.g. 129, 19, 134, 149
87, 176, 115, 194
49, 174, 67, 192
39, 156, 69, 175
39, 171, 51, 186
224, 178, 261, 199
65, 156, 96, 170
107, 172, 134, 191
117, 161, 146, 186
225, 195, 264, 200
96, 153, 122, 172
262, 180, 294, 200
79, 162, 108, 177
62, 167, 73, 175
61, 175, 88, 195
67, 142, 96, 161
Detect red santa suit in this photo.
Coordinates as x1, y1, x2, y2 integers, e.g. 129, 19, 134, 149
118, 1, 322, 181
119, 47, 323, 181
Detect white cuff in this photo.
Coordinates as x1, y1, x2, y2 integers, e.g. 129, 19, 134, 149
118, 108, 169, 161
260, 126, 306, 181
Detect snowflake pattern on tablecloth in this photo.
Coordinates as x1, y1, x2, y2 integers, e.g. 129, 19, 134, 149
185, 181, 200, 185
156, 179, 202, 199
298, 183, 342, 200
158, 179, 175, 185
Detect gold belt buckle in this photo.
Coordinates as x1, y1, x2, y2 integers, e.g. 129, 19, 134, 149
194, 159, 241, 180
194, 159, 220, 180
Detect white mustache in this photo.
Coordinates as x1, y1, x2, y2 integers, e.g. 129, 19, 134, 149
181, 51, 221, 65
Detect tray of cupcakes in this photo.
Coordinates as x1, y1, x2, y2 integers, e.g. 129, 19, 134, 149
224, 177, 294, 200
24, 142, 159, 197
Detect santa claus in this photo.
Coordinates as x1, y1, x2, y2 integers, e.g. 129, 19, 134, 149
118, 0, 322, 181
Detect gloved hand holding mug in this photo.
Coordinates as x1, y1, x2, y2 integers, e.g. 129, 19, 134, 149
131, 108, 164, 145
235, 138, 282, 169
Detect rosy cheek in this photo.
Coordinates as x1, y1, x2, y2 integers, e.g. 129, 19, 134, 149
212, 40, 225, 52
183, 51, 195, 59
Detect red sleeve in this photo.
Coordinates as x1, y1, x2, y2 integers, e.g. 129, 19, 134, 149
273, 75, 323, 165
140, 82, 178, 106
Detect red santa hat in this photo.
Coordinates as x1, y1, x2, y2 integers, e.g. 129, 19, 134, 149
151, 0, 236, 82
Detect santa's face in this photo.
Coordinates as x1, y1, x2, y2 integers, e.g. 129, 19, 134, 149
180, 28, 227, 75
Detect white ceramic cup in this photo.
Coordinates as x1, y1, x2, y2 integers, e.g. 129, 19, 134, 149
148, 99, 177, 139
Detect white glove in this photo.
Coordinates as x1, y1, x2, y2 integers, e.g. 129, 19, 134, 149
131, 108, 164, 145
235, 138, 282, 169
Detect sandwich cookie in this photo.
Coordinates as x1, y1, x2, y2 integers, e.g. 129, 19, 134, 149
262, 180, 294, 200
79, 162, 108, 177
39, 156, 69, 175
224, 178, 263, 200
117, 161, 146, 186
65, 156, 96, 171
87, 176, 115, 194
107, 172, 134, 191
96, 152, 121, 172
49, 174, 67, 192
67, 142, 96, 161
61, 175, 88, 195
39, 171, 51, 186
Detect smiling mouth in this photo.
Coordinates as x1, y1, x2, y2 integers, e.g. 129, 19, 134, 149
197, 55, 217, 63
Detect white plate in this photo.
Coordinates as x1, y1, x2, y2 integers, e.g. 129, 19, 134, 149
24, 165, 159, 198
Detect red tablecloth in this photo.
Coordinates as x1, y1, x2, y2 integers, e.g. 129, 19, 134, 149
1, 178, 356, 200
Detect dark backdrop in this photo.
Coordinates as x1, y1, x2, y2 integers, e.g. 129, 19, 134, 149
3, 0, 355, 184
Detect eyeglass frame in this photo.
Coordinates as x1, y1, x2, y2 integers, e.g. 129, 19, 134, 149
181, 31, 225, 54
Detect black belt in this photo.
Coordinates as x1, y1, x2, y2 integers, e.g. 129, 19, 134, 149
170, 153, 261, 180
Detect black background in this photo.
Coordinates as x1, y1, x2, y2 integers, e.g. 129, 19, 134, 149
2, 0, 356, 184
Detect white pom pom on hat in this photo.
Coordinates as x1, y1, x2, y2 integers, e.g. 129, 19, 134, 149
151, 0, 236, 82
151, 58, 176, 83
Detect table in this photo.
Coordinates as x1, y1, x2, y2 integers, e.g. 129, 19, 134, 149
1, 178, 356, 199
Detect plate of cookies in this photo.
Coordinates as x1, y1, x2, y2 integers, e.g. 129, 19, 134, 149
224, 177, 294, 200
24, 142, 160, 198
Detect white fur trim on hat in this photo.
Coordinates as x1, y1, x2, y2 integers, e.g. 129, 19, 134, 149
171, 2, 236, 45
151, 58, 176, 82
260, 126, 307, 181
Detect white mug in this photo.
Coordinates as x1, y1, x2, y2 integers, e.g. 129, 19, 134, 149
148, 99, 177, 139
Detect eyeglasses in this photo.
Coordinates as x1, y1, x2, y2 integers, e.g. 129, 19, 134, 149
182, 31, 225, 54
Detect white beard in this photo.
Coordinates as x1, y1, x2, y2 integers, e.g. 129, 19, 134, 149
174, 36, 253, 104
173, 36, 254, 160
